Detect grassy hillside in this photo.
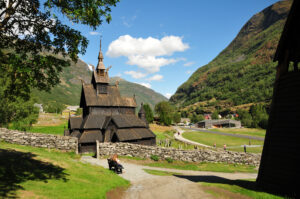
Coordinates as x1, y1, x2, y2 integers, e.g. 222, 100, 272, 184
33, 63, 167, 109
170, 0, 292, 111
32, 58, 92, 106
111, 77, 168, 110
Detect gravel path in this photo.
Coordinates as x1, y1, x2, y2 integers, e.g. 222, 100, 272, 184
173, 126, 212, 148
81, 156, 257, 199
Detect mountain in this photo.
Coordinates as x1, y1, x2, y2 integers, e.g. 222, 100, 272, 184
32, 61, 167, 109
170, 0, 292, 112
110, 77, 168, 110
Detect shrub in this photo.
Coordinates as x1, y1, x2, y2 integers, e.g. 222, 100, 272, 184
150, 155, 159, 161
165, 157, 173, 163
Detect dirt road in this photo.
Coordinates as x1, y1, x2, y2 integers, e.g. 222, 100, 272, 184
81, 156, 257, 199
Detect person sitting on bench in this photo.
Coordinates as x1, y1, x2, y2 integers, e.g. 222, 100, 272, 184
108, 154, 124, 174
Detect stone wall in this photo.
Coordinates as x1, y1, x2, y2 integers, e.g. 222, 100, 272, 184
97, 142, 261, 166
0, 128, 78, 152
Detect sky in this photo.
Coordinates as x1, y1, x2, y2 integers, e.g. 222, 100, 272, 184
58, 0, 279, 99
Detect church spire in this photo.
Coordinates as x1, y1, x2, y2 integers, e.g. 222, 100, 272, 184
97, 39, 105, 70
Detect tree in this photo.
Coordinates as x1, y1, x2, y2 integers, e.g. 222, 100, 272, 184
155, 101, 174, 126
236, 109, 253, 127
249, 104, 269, 129
44, 101, 65, 114
190, 113, 204, 123
143, 103, 154, 123
0, 0, 119, 128
173, 112, 181, 124
211, 110, 219, 119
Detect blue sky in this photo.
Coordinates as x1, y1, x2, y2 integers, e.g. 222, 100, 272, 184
59, 0, 279, 98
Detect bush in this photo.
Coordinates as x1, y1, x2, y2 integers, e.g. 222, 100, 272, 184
165, 157, 173, 163
150, 155, 159, 161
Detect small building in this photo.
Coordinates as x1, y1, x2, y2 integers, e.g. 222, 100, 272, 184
180, 118, 190, 125
66, 106, 79, 112
65, 41, 156, 153
204, 114, 212, 120
34, 103, 44, 113
197, 119, 241, 129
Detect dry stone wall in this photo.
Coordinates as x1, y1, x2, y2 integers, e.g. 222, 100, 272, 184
97, 142, 261, 166
0, 128, 78, 152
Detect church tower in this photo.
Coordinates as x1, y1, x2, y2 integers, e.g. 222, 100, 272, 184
91, 40, 109, 94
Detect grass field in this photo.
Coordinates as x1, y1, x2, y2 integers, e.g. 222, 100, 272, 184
200, 180, 285, 199
182, 131, 263, 153
146, 161, 257, 173
143, 169, 182, 176
208, 128, 266, 138
153, 130, 198, 150
0, 142, 129, 199
28, 122, 67, 135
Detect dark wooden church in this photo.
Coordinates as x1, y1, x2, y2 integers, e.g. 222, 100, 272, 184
257, 0, 299, 197
65, 41, 156, 153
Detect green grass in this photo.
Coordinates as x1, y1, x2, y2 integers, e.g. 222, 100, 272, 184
154, 130, 198, 150
200, 180, 285, 199
182, 131, 263, 153
0, 142, 129, 199
208, 128, 266, 138
28, 122, 67, 135
143, 169, 182, 176
146, 161, 257, 173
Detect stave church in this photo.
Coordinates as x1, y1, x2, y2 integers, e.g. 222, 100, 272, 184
65, 41, 156, 153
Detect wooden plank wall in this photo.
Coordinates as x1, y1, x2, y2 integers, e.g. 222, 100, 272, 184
257, 72, 299, 197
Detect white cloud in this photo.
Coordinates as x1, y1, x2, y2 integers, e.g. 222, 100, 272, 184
87, 64, 94, 71
107, 35, 189, 57
165, 93, 172, 99
124, 71, 147, 79
138, 82, 151, 88
115, 73, 122, 77
107, 35, 189, 73
127, 55, 178, 73
89, 31, 100, 35
186, 70, 192, 74
147, 74, 163, 81
184, 61, 195, 67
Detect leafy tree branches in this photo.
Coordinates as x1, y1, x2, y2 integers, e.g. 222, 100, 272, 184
0, 0, 119, 128
143, 103, 154, 123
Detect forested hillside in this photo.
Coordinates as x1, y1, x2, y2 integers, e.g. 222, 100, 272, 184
32, 61, 167, 109
170, 0, 292, 111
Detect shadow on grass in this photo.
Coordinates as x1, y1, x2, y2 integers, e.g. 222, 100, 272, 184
0, 149, 68, 198
174, 175, 295, 198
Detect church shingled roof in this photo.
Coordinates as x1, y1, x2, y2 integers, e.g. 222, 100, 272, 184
112, 115, 147, 128
69, 117, 83, 130
79, 130, 103, 143
70, 130, 81, 139
115, 128, 155, 141
81, 84, 136, 107
81, 114, 109, 129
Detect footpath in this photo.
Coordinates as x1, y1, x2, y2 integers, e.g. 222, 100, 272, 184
81, 156, 257, 199
173, 126, 212, 148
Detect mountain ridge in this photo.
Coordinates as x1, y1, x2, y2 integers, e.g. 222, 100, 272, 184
32, 60, 167, 109
170, 0, 292, 112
